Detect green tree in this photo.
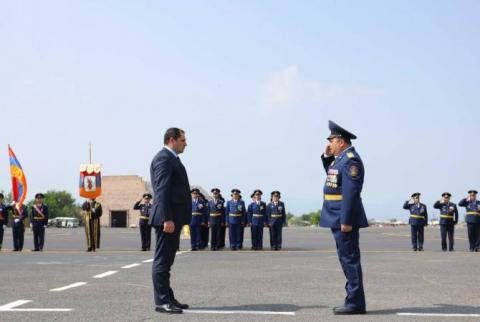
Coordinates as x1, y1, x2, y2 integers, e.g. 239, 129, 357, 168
310, 210, 321, 225
26, 190, 81, 219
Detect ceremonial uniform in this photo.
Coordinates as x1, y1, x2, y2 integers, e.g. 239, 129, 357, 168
458, 190, 480, 252
11, 204, 27, 251
226, 189, 246, 250
403, 193, 428, 251
267, 192, 286, 250
82, 199, 102, 252
208, 189, 225, 250
199, 193, 209, 249
134, 193, 153, 251
218, 194, 226, 249
247, 190, 267, 250
30, 194, 49, 251
433, 193, 458, 251
320, 121, 368, 315
0, 195, 7, 251
190, 189, 208, 251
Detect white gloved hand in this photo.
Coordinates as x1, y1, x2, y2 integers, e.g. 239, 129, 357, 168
14, 219, 20, 223
30, 223, 33, 228
2, 225, 6, 229
43, 225, 47, 228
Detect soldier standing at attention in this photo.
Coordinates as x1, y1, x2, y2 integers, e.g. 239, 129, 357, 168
459, 190, 480, 252
208, 188, 225, 251
198, 192, 209, 250
0, 193, 6, 251
267, 191, 286, 250
433, 192, 458, 251
30, 193, 49, 252
218, 193, 226, 249
403, 193, 428, 251
134, 193, 153, 251
10, 202, 27, 251
81, 198, 102, 252
189, 189, 207, 251
225, 189, 246, 250
247, 189, 267, 250
320, 120, 368, 315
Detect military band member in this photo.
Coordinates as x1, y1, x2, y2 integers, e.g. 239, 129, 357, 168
134, 193, 153, 251
218, 193, 226, 249
226, 189, 246, 250
0, 193, 6, 251
30, 193, 49, 251
82, 198, 102, 252
320, 120, 368, 315
267, 191, 286, 250
403, 193, 428, 251
458, 190, 480, 252
198, 192, 209, 249
247, 190, 267, 250
208, 188, 225, 251
190, 189, 207, 251
433, 192, 458, 251
10, 202, 27, 251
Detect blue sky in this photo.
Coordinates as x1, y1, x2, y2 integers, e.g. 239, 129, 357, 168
1, 1, 479, 220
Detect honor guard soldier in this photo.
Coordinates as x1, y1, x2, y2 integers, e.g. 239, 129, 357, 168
267, 191, 286, 250
403, 193, 428, 251
30, 193, 48, 251
320, 120, 368, 315
10, 202, 27, 251
226, 189, 246, 250
208, 188, 225, 250
433, 192, 458, 251
247, 189, 267, 250
218, 193, 226, 249
81, 198, 102, 252
190, 189, 208, 251
198, 192, 209, 249
459, 190, 480, 252
134, 193, 153, 251
0, 193, 6, 251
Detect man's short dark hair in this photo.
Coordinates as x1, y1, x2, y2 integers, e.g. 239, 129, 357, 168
164, 128, 185, 145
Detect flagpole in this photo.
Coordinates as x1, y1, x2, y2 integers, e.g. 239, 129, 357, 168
89, 142, 92, 164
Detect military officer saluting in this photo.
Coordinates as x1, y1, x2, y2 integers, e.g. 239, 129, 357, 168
247, 189, 267, 250
82, 198, 102, 252
403, 193, 428, 251
0, 193, 7, 251
134, 193, 153, 251
320, 120, 368, 315
208, 188, 225, 251
189, 189, 208, 251
225, 189, 246, 250
459, 190, 480, 252
433, 192, 458, 251
267, 191, 286, 251
10, 201, 27, 251
30, 193, 49, 252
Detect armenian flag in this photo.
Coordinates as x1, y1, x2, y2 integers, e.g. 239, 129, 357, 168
8, 145, 28, 207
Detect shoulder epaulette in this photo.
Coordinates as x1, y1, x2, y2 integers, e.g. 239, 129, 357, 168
346, 152, 354, 159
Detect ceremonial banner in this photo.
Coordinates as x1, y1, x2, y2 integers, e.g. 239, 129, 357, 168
79, 164, 102, 199
8, 145, 28, 207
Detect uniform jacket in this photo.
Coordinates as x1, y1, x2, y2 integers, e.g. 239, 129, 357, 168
433, 201, 458, 225
403, 201, 428, 226
208, 199, 225, 225
0, 203, 7, 225
190, 198, 208, 225
458, 198, 480, 224
225, 199, 246, 225
149, 148, 192, 227
320, 147, 369, 229
267, 201, 286, 226
82, 201, 103, 219
134, 201, 152, 225
30, 204, 49, 227
247, 201, 267, 226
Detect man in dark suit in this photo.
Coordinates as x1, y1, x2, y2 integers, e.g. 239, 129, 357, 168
149, 127, 192, 314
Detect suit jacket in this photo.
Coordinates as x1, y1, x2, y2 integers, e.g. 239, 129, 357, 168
149, 147, 192, 227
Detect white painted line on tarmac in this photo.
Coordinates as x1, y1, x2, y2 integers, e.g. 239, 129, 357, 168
0, 300, 73, 312
142, 259, 153, 263
398, 313, 480, 317
142, 251, 188, 264
184, 309, 295, 316
50, 282, 87, 292
122, 263, 141, 269
93, 270, 118, 279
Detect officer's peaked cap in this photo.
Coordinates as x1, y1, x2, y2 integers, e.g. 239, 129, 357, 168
327, 120, 357, 140
411, 192, 421, 198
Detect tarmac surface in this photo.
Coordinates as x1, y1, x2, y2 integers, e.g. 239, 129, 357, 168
0, 225, 479, 321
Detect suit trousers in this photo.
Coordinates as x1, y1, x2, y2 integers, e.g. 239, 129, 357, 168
152, 225, 181, 305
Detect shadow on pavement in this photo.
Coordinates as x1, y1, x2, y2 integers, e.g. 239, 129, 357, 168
368, 303, 480, 315
191, 303, 327, 312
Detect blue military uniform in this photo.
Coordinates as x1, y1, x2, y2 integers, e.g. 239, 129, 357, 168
403, 193, 428, 251
320, 120, 368, 315
0, 194, 7, 251
10, 204, 27, 251
458, 190, 480, 252
226, 189, 246, 250
198, 192, 209, 249
267, 191, 286, 250
208, 188, 225, 251
433, 193, 458, 251
134, 193, 153, 251
247, 190, 267, 250
190, 189, 208, 251
30, 193, 49, 251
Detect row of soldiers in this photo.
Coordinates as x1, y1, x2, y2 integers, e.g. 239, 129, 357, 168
403, 190, 480, 252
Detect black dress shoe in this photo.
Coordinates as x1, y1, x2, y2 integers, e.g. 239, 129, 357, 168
333, 306, 366, 315
413, 247, 417, 251
172, 299, 189, 309
155, 303, 183, 314
418, 247, 424, 251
